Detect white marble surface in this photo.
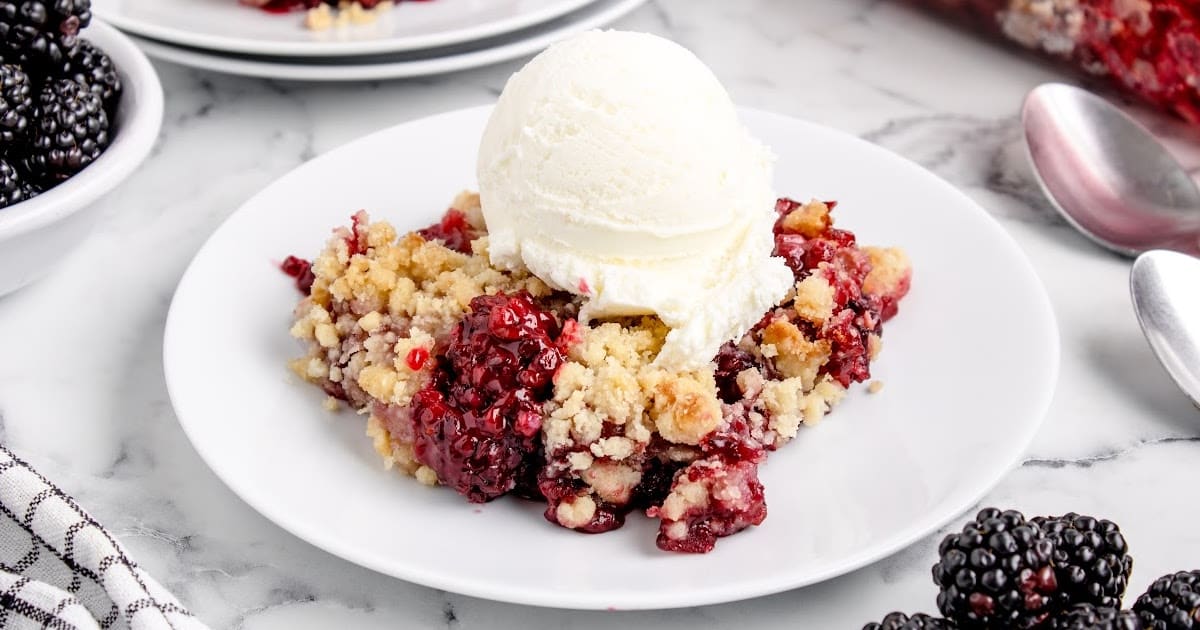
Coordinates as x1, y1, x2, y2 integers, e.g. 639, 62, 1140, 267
2, 0, 1199, 627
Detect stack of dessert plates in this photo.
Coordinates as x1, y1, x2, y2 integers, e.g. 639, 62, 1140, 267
92, 0, 647, 81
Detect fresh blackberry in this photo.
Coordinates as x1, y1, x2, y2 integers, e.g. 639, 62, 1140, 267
1134, 571, 1200, 630
1049, 604, 1142, 630
864, 612, 956, 630
0, 63, 33, 147
932, 508, 1059, 628
1033, 513, 1133, 609
25, 78, 108, 182
67, 39, 120, 114
20, 180, 39, 200
0, 158, 28, 208
0, 0, 93, 70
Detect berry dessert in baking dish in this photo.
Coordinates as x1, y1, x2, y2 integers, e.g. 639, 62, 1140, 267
285, 31, 913, 553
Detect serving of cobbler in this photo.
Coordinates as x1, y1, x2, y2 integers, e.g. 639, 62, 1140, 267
240, 0, 420, 31
286, 191, 911, 553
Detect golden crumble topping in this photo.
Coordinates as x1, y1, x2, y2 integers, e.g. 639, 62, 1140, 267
863, 246, 912, 299
761, 319, 830, 390
780, 199, 834, 237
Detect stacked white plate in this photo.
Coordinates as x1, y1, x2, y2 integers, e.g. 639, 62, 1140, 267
92, 0, 647, 80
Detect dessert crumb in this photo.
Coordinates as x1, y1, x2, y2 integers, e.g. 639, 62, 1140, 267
305, 1, 393, 31
414, 465, 439, 486
304, 4, 333, 29
322, 396, 341, 411
868, 380, 884, 394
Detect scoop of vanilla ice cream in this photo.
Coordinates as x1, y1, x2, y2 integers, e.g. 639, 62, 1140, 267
477, 30, 793, 370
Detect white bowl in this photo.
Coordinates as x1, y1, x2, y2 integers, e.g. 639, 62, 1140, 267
0, 20, 164, 297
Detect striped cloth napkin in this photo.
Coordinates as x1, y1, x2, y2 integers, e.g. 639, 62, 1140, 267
0, 445, 208, 630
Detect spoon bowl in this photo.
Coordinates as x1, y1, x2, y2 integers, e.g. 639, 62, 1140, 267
1023, 83, 1200, 257
1131, 249, 1200, 407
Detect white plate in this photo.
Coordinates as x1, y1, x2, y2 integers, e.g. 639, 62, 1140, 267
94, 0, 601, 57
129, 0, 645, 81
163, 106, 1059, 610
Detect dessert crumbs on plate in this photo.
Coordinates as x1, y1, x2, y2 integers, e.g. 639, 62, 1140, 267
305, 1, 394, 31
287, 192, 912, 553
868, 381, 884, 394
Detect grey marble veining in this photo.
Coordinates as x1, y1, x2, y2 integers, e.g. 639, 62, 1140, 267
2, 0, 1199, 626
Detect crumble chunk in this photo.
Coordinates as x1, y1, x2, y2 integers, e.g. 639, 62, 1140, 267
304, 0, 396, 31
760, 319, 830, 390
780, 199, 833, 237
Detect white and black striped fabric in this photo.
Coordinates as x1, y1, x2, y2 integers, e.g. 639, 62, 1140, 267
0, 446, 209, 630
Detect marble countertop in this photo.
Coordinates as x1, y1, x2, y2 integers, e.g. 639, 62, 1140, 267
3, 0, 1199, 627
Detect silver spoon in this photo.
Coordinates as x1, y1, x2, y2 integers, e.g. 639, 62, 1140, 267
1130, 249, 1200, 407
1022, 83, 1200, 257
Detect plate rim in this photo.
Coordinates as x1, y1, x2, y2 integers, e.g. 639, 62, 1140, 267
124, 0, 647, 81
163, 104, 1061, 610
94, 0, 603, 58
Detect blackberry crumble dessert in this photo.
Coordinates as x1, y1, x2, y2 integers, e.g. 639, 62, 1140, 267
289, 192, 911, 552
240, 0, 429, 31
286, 31, 913, 553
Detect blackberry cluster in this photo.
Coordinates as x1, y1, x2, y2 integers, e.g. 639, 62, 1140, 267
863, 508, 1157, 630
66, 39, 119, 113
932, 508, 1059, 628
0, 158, 28, 206
0, 0, 118, 209
1134, 571, 1200, 629
1034, 513, 1134, 609
0, 64, 32, 144
409, 292, 565, 503
26, 78, 108, 181
0, 0, 92, 71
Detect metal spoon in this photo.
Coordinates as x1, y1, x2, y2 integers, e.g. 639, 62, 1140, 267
1022, 83, 1200, 257
1130, 249, 1200, 407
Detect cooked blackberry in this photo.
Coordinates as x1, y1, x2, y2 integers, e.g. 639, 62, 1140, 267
864, 612, 955, 630
0, 63, 33, 147
1034, 513, 1133, 609
67, 39, 120, 114
932, 508, 1059, 628
629, 456, 687, 510
0, 0, 93, 70
0, 158, 28, 208
25, 78, 108, 182
1049, 604, 1142, 630
1134, 571, 1200, 630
